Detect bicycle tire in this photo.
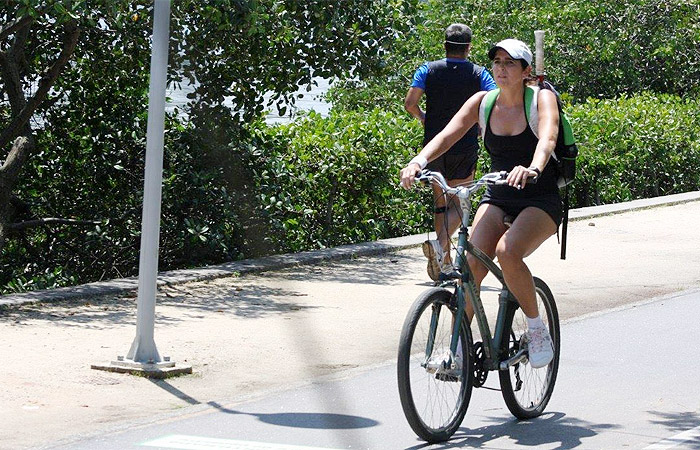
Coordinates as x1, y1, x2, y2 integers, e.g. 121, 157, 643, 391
498, 277, 560, 419
397, 287, 474, 443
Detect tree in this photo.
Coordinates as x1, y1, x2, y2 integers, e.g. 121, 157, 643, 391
329, 0, 700, 111
0, 1, 134, 255
0, 0, 414, 291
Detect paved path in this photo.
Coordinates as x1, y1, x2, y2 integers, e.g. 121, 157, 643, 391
1, 192, 700, 449
51, 289, 700, 450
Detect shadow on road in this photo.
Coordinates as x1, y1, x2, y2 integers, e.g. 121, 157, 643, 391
146, 381, 380, 431
647, 410, 700, 447
148, 378, 201, 405
257, 253, 418, 286
208, 401, 379, 429
404, 411, 618, 449
0, 281, 319, 328
648, 410, 700, 432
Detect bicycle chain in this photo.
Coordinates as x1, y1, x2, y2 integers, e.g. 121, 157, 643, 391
472, 341, 489, 387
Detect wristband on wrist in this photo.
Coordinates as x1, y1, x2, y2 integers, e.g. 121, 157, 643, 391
410, 155, 428, 170
527, 166, 541, 178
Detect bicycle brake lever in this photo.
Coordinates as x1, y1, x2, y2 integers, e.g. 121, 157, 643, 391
415, 169, 432, 185
484, 171, 509, 185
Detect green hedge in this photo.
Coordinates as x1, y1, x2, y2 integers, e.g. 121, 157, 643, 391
569, 92, 700, 207
1, 108, 432, 293
224, 92, 700, 259
4, 92, 700, 294
249, 109, 430, 252
196, 91, 700, 257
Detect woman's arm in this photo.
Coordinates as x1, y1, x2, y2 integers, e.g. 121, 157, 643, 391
530, 89, 559, 171
400, 91, 488, 189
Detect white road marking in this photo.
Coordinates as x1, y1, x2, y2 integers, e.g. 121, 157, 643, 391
644, 425, 700, 449
140, 434, 339, 450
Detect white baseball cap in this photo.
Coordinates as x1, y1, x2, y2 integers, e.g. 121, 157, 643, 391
488, 39, 533, 66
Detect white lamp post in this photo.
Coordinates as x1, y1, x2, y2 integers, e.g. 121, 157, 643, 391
93, 0, 191, 377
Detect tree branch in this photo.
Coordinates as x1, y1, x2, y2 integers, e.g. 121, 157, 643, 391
0, 136, 34, 252
0, 136, 32, 181
8, 217, 102, 231
0, 24, 30, 115
0, 20, 80, 149
0, 14, 35, 42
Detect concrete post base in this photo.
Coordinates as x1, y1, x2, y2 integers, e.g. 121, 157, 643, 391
91, 357, 192, 379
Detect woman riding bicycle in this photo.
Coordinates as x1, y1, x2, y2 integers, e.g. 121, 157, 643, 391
400, 38, 559, 368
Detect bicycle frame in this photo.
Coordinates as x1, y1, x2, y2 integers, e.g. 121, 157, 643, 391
452, 218, 521, 371
419, 170, 524, 373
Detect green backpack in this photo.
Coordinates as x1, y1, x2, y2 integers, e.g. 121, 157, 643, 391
478, 82, 578, 259
478, 83, 577, 187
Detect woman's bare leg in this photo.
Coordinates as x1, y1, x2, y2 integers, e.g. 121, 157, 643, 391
495, 207, 557, 318
465, 203, 507, 320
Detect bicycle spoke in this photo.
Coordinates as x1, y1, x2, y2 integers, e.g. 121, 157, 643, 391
499, 278, 560, 419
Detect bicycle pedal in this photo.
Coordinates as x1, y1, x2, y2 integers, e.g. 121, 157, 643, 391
438, 270, 461, 281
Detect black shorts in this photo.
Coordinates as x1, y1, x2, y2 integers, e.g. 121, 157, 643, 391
426, 150, 478, 181
480, 194, 563, 227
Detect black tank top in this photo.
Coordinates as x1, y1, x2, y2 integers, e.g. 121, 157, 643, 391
483, 121, 559, 199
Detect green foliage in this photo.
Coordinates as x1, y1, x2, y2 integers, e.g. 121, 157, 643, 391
3, 0, 700, 295
522, 0, 700, 101
248, 109, 430, 252
168, 0, 416, 123
5, 89, 700, 293
0, 0, 418, 293
329, 0, 700, 109
0, 107, 432, 293
569, 93, 700, 206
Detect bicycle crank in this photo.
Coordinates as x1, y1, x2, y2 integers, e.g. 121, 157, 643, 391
472, 341, 489, 387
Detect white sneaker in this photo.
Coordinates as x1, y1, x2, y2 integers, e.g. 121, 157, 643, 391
422, 240, 445, 281
525, 327, 554, 369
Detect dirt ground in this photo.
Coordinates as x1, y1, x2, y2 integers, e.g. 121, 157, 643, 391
2, 201, 700, 450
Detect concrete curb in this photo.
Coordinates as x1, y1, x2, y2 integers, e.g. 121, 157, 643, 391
3, 191, 700, 308
568, 190, 700, 221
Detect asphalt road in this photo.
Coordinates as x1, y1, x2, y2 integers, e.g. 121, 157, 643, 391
50, 288, 700, 450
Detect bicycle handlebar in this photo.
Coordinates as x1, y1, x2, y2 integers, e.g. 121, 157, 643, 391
415, 169, 536, 199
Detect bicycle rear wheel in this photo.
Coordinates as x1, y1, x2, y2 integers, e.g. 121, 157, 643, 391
397, 288, 474, 443
498, 277, 560, 419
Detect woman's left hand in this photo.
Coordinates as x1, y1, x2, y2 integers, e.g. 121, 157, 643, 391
507, 165, 538, 190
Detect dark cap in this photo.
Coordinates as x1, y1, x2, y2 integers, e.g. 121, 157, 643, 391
445, 23, 472, 45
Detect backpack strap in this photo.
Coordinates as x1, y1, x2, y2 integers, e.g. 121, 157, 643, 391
478, 88, 500, 139
523, 85, 540, 139
561, 183, 569, 260
480, 87, 540, 140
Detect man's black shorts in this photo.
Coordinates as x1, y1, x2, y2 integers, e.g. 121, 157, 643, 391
426, 149, 478, 181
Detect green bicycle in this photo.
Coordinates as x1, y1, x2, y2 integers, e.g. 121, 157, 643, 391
397, 169, 561, 443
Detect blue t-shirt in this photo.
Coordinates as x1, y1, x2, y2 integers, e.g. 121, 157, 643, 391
411, 58, 497, 91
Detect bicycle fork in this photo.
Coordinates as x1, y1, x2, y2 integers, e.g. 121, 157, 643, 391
422, 301, 462, 374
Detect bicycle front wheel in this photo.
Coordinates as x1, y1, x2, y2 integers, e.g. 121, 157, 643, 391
498, 277, 560, 419
397, 288, 474, 443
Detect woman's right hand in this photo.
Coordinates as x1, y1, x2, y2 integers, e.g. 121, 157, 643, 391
399, 163, 422, 190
